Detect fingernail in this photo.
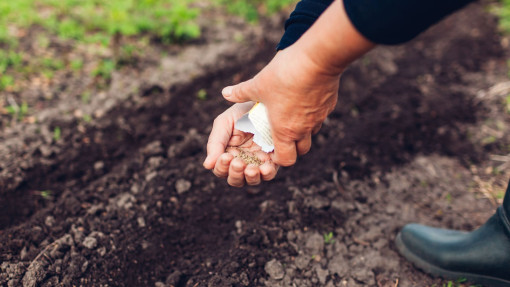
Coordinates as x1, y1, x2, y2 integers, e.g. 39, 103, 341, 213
203, 156, 211, 166
222, 86, 233, 97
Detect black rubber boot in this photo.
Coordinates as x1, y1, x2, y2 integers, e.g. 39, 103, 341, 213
396, 180, 510, 287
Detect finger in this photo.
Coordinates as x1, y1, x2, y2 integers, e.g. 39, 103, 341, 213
260, 162, 278, 181
227, 158, 246, 187
213, 153, 234, 178
244, 164, 261, 186
204, 115, 233, 170
273, 138, 297, 167
222, 79, 260, 104
296, 134, 312, 156
312, 123, 322, 134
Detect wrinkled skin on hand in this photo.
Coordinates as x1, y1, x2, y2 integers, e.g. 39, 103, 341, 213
204, 0, 374, 187
203, 102, 279, 187
222, 48, 342, 167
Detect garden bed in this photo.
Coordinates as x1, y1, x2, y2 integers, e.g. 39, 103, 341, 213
1, 2, 510, 287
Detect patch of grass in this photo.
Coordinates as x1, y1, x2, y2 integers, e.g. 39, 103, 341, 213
0, 51, 23, 74
0, 75, 14, 91
219, 0, 297, 22
0, 0, 295, 97
439, 277, 477, 287
0, 0, 203, 47
42, 57, 65, 71
6, 102, 28, 121
495, 0, 510, 34
92, 59, 116, 81
70, 59, 84, 71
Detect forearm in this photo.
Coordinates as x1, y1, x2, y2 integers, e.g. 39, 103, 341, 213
287, 0, 375, 76
278, 0, 475, 50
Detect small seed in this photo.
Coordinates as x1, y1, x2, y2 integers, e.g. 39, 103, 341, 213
236, 149, 262, 166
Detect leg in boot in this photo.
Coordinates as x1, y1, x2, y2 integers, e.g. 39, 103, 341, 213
396, 180, 510, 287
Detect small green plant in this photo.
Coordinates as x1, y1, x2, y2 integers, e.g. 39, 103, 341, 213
0, 75, 14, 91
42, 57, 65, 71
197, 89, 207, 100
83, 114, 92, 123
0, 51, 22, 73
92, 59, 116, 81
482, 135, 497, 145
440, 277, 481, 287
6, 101, 28, 121
70, 59, 84, 71
39, 190, 53, 200
323, 232, 334, 244
53, 126, 61, 141
81, 92, 91, 104
496, 0, 510, 33
445, 193, 452, 204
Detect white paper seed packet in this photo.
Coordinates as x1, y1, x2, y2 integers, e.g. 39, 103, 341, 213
234, 103, 274, 153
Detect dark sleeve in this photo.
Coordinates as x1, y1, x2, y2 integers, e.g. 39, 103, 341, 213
344, 0, 475, 45
276, 0, 334, 50
277, 0, 475, 50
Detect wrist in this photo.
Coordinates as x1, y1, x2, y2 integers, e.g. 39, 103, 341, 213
292, 0, 375, 76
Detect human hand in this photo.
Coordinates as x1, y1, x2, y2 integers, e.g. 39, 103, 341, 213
221, 48, 342, 167
203, 102, 279, 187
220, 0, 374, 167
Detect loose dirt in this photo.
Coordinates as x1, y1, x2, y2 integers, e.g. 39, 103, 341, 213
1, 2, 509, 287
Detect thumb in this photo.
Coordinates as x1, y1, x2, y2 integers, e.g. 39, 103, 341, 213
222, 78, 259, 103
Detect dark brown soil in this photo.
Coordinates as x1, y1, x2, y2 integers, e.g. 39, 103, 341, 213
1, 3, 509, 287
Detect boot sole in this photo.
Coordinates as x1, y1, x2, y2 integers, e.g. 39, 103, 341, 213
395, 232, 510, 287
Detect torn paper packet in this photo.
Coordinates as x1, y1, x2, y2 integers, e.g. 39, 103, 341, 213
234, 102, 274, 153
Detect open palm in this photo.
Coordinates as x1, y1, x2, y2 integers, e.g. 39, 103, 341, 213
203, 103, 279, 187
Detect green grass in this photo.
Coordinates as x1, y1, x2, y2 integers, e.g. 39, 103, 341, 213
0, 0, 296, 109
92, 59, 116, 81
220, 0, 296, 22
0, 0, 202, 46
495, 0, 510, 33
6, 101, 28, 121
0, 75, 14, 91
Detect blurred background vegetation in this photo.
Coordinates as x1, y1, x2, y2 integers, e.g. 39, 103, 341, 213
0, 0, 508, 125
0, 0, 296, 125
0, 0, 295, 92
